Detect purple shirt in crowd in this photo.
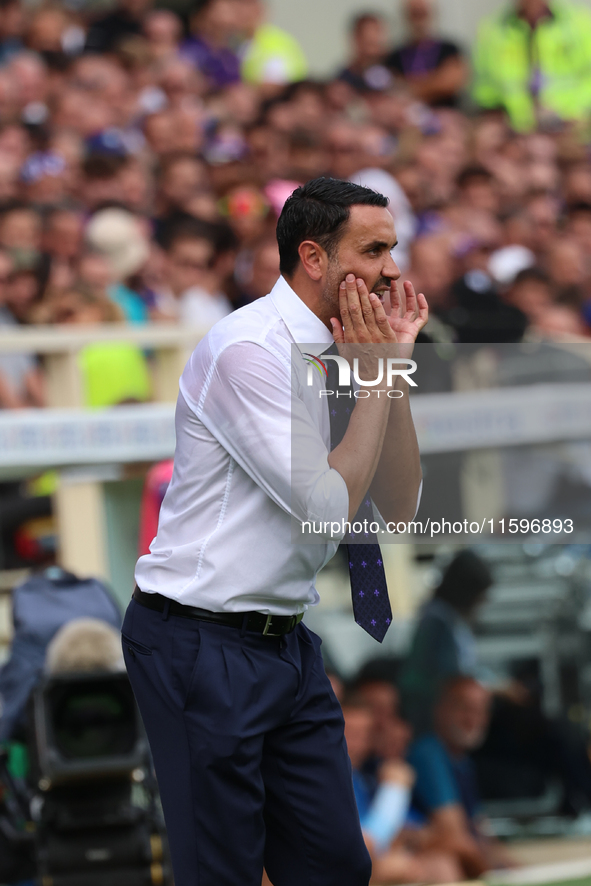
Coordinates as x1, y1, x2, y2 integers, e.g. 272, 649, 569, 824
180, 36, 241, 89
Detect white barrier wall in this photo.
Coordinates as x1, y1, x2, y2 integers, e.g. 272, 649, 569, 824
267, 0, 591, 79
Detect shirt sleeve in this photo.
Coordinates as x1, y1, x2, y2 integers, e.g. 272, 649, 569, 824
408, 736, 459, 813
362, 782, 411, 853
185, 340, 349, 540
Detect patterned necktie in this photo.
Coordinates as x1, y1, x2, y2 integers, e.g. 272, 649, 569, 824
323, 346, 393, 643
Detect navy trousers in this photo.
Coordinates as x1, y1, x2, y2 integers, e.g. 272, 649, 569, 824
122, 598, 371, 886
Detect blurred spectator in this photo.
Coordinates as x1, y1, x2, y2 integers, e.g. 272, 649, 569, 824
41, 208, 84, 292
343, 695, 460, 884
408, 236, 455, 312
32, 284, 123, 325
338, 13, 392, 93
46, 617, 125, 674
158, 217, 232, 326
236, 0, 308, 87
488, 243, 536, 287
343, 696, 415, 882
474, 660, 591, 814
399, 551, 493, 734
435, 223, 528, 343
566, 202, 591, 259
142, 9, 182, 64
354, 669, 403, 761
385, 0, 468, 107
456, 165, 499, 215
85, 207, 150, 323
221, 184, 270, 245
473, 0, 591, 131
0, 201, 41, 256
34, 283, 152, 407
564, 165, 591, 205
159, 56, 204, 110
547, 237, 587, 307
0, 566, 121, 741
86, 0, 154, 54
25, 5, 76, 57
5, 256, 46, 324
507, 266, 587, 338
20, 150, 68, 206
507, 266, 555, 325
0, 0, 25, 66
9, 51, 48, 123
81, 154, 133, 211
155, 153, 212, 222
234, 235, 279, 306
180, 0, 241, 90
0, 246, 44, 407
408, 677, 514, 877
138, 459, 174, 556
524, 190, 560, 260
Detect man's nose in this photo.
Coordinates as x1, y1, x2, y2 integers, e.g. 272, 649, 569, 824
383, 251, 401, 280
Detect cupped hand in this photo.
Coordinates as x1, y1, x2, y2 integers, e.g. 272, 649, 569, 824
330, 274, 396, 345
330, 276, 428, 349
386, 280, 429, 345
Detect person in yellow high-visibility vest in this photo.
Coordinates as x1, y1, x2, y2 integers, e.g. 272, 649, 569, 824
235, 0, 308, 86
472, 0, 591, 132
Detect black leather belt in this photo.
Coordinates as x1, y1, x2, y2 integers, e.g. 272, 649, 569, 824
133, 587, 304, 636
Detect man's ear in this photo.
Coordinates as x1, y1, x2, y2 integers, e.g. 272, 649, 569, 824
298, 240, 325, 281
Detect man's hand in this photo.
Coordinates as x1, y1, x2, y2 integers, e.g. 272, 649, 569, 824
386, 280, 429, 355
330, 274, 396, 344
330, 275, 429, 348
326, 274, 425, 523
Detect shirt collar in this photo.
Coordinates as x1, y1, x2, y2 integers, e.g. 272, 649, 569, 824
269, 275, 334, 357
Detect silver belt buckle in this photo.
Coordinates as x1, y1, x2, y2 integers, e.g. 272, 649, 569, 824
262, 613, 282, 636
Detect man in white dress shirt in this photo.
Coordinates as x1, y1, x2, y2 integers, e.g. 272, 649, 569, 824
122, 178, 427, 886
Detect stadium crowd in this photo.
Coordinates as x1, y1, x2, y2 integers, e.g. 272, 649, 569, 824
1, 0, 591, 407
332, 549, 591, 884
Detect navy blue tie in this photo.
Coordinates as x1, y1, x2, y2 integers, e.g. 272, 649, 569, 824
324, 347, 392, 643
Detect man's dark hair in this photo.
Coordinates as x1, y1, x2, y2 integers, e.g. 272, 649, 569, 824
276, 177, 388, 277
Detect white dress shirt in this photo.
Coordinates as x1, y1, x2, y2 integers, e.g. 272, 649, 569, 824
135, 276, 350, 615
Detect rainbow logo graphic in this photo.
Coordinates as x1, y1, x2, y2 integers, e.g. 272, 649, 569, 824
302, 353, 328, 381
